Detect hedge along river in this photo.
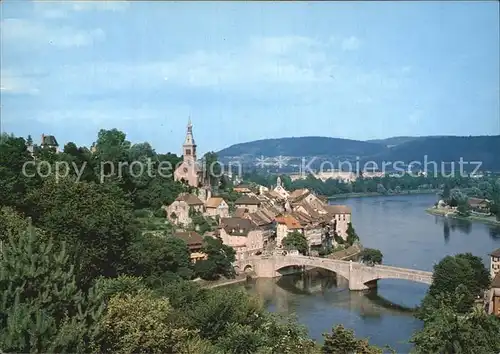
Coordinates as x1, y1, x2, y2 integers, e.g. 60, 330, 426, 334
229, 194, 500, 352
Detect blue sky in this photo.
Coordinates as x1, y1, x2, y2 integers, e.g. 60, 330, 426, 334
1, 1, 499, 155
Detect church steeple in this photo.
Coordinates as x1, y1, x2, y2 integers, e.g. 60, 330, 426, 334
183, 117, 196, 161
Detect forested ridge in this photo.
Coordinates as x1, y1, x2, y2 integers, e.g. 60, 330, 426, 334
218, 135, 500, 171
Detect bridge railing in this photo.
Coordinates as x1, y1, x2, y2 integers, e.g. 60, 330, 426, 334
240, 254, 432, 277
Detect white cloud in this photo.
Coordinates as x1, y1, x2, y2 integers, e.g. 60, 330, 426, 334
34, 1, 130, 18
35, 108, 159, 125
70, 2, 130, 12
0, 69, 40, 95
1, 19, 105, 48
249, 35, 321, 55
32, 104, 189, 127
341, 36, 361, 51
2, 34, 405, 111
44, 36, 335, 93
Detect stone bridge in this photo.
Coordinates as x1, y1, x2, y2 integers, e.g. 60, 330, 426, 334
234, 255, 433, 291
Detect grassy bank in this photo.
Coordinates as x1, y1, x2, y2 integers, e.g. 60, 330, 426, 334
426, 208, 500, 226
197, 274, 249, 289
328, 189, 440, 200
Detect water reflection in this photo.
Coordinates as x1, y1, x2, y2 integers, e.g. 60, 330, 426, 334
490, 227, 500, 240
240, 270, 418, 318
443, 221, 450, 243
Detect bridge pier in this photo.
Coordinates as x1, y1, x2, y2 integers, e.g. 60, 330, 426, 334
348, 278, 377, 291
348, 260, 378, 291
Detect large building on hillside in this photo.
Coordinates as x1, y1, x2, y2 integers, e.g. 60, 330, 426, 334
174, 119, 203, 188
166, 193, 205, 226
487, 248, 500, 317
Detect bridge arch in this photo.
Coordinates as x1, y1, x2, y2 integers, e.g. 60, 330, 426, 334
273, 258, 350, 281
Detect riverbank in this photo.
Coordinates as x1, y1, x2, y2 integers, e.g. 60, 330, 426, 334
197, 274, 249, 289
328, 189, 439, 200
426, 207, 500, 226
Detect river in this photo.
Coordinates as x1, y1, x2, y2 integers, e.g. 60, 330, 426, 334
233, 194, 500, 352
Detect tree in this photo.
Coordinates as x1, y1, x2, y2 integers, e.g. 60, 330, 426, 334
441, 183, 451, 201
203, 152, 221, 187
0, 207, 30, 243
216, 323, 264, 354
59, 142, 96, 183
417, 253, 490, 320
194, 259, 220, 281
94, 275, 147, 301
322, 325, 384, 354
183, 287, 263, 341
129, 232, 193, 281
256, 313, 318, 354
360, 248, 383, 266
411, 290, 500, 353
346, 222, 359, 246
191, 211, 214, 235
282, 231, 309, 255
456, 199, 471, 217
0, 223, 104, 353
93, 289, 197, 353
376, 184, 387, 195
0, 135, 39, 213
196, 236, 236, 280
446, 188, 468, 207
27, 177, 138, 288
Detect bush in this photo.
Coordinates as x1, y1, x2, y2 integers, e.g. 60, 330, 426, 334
360, 248, 383, 266
153, 208, 165, 218
133, 209, 151, 218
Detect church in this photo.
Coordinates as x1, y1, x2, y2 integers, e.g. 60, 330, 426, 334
174, 118, 204, 188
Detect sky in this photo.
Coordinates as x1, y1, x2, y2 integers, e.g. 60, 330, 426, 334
1, 1, 499, 155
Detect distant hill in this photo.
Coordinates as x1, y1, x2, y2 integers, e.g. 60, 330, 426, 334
217, 135, 500, 172
367, 136, 431, 147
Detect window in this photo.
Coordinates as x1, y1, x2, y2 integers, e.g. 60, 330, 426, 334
185, 149, 191, 156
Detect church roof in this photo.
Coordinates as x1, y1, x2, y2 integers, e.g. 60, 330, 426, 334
235, 195, 262, 205
295, 201, 322, 219
175, 193, 204, 205
205, 197, 226, 208
491, 248, 500, 257
220, 217, 257, 236
248, 210, 274, 226
275, 215, 302, 229
41, 134, 59, 147
324, 204, 352, 215
183, 118, 196, 146
289, 189, 310, 202
234, 207, 248, 218
173, 231, 204, 248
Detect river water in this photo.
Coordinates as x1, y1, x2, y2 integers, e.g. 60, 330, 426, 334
235, 194, 500, 352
